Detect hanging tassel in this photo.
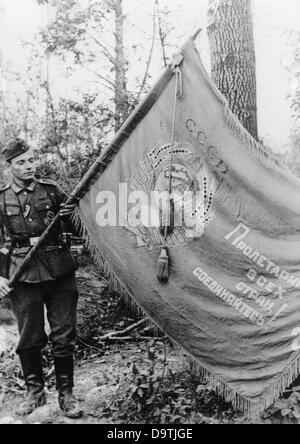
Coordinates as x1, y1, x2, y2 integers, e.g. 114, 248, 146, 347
159, 197, 175, 237
157, 57, 183, 284
157, 247, 170, 282
157, 198, 173, 282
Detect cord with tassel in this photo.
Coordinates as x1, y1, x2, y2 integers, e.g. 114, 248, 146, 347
157, 197, 174, 282
157, 247, 170, 282
157, 58, 183, 283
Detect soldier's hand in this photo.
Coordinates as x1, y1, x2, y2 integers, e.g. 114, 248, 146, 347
0, 277, 11, 300
60, 203, 76, 218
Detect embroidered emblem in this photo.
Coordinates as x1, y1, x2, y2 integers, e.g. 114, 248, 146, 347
44, 210, 55, 226
126, 141, 226, 249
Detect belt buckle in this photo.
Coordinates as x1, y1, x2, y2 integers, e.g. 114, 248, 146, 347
30, 237, 40, 246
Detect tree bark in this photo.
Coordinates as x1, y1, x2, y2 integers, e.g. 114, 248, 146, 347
207, 0, 258, 140
113, 0, 129, 131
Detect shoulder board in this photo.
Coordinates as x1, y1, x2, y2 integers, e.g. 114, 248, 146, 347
0, 183, 10, 193
37, 178, 58, 187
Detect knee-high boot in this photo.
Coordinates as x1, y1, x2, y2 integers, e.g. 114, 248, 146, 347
53, 355, 83, 419
17, 349, 47, 416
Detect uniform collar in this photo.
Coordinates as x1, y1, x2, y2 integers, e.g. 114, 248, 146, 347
11, 179, 37, 194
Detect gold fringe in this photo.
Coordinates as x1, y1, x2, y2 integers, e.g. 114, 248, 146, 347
185, 351, 300, 419
222, 105, 281, 169
188, 361, 261, 419
72, 208, 300, 420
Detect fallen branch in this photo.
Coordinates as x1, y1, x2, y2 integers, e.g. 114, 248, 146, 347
79, 291, 105, 298
77, 339, 104, 353
1, 385, 24, 395
101, 336, 135, 342
101, 336, 167, 342
98, 318, 148, 341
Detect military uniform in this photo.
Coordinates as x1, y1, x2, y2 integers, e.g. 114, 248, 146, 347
0, 177, 79, 355
0, 136, 82, 417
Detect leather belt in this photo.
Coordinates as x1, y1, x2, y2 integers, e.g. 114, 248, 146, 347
12, 237, 63, 248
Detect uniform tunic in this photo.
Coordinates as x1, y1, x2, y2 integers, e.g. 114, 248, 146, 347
0, 178, 79, 357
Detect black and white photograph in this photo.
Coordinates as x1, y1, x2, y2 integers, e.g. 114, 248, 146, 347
1, 0, 300, 428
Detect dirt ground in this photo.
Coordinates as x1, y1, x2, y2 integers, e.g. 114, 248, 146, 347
0, 326, 173, 424
0, 323, 248, 425
0, 264, 299, 425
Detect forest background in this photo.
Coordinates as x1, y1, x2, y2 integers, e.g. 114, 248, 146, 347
1, 0, 300, 424
1, 0, 300, 187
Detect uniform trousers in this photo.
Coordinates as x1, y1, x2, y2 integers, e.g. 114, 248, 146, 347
10, 274, 78, 357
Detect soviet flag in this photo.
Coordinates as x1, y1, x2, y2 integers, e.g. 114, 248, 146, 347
74, 37, 300, 417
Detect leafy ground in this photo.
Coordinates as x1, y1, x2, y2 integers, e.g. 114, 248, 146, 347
0, 263, 299, 425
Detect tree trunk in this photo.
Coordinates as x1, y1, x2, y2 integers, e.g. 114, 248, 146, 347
207, 0, 258, 140
114, 0, 129, 131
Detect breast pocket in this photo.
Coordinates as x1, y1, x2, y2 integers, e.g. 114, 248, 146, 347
5, 203, 23, 233
35, 198, 53, 213
34, 198, 56, 228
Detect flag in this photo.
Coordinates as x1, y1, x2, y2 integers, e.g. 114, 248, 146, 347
74, 38, 300, 417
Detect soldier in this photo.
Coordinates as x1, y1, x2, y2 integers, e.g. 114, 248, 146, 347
0, 138, 82, 418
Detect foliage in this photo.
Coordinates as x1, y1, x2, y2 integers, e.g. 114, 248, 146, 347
0, 0, 177, 189
41, 0, 90, 61
106, 342, 241, 424
41, 0, 132, 130
284, 30, 300, 176
35, 93, 113, 189
264, 391, 300, 424
289, 32, 300, 126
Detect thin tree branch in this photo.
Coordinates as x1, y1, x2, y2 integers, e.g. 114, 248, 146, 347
98, 318, 149, 340
85, 65, 115, 91
135, 2, 157, 103
87, 33, 117, 66
156, 0, 168, 67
